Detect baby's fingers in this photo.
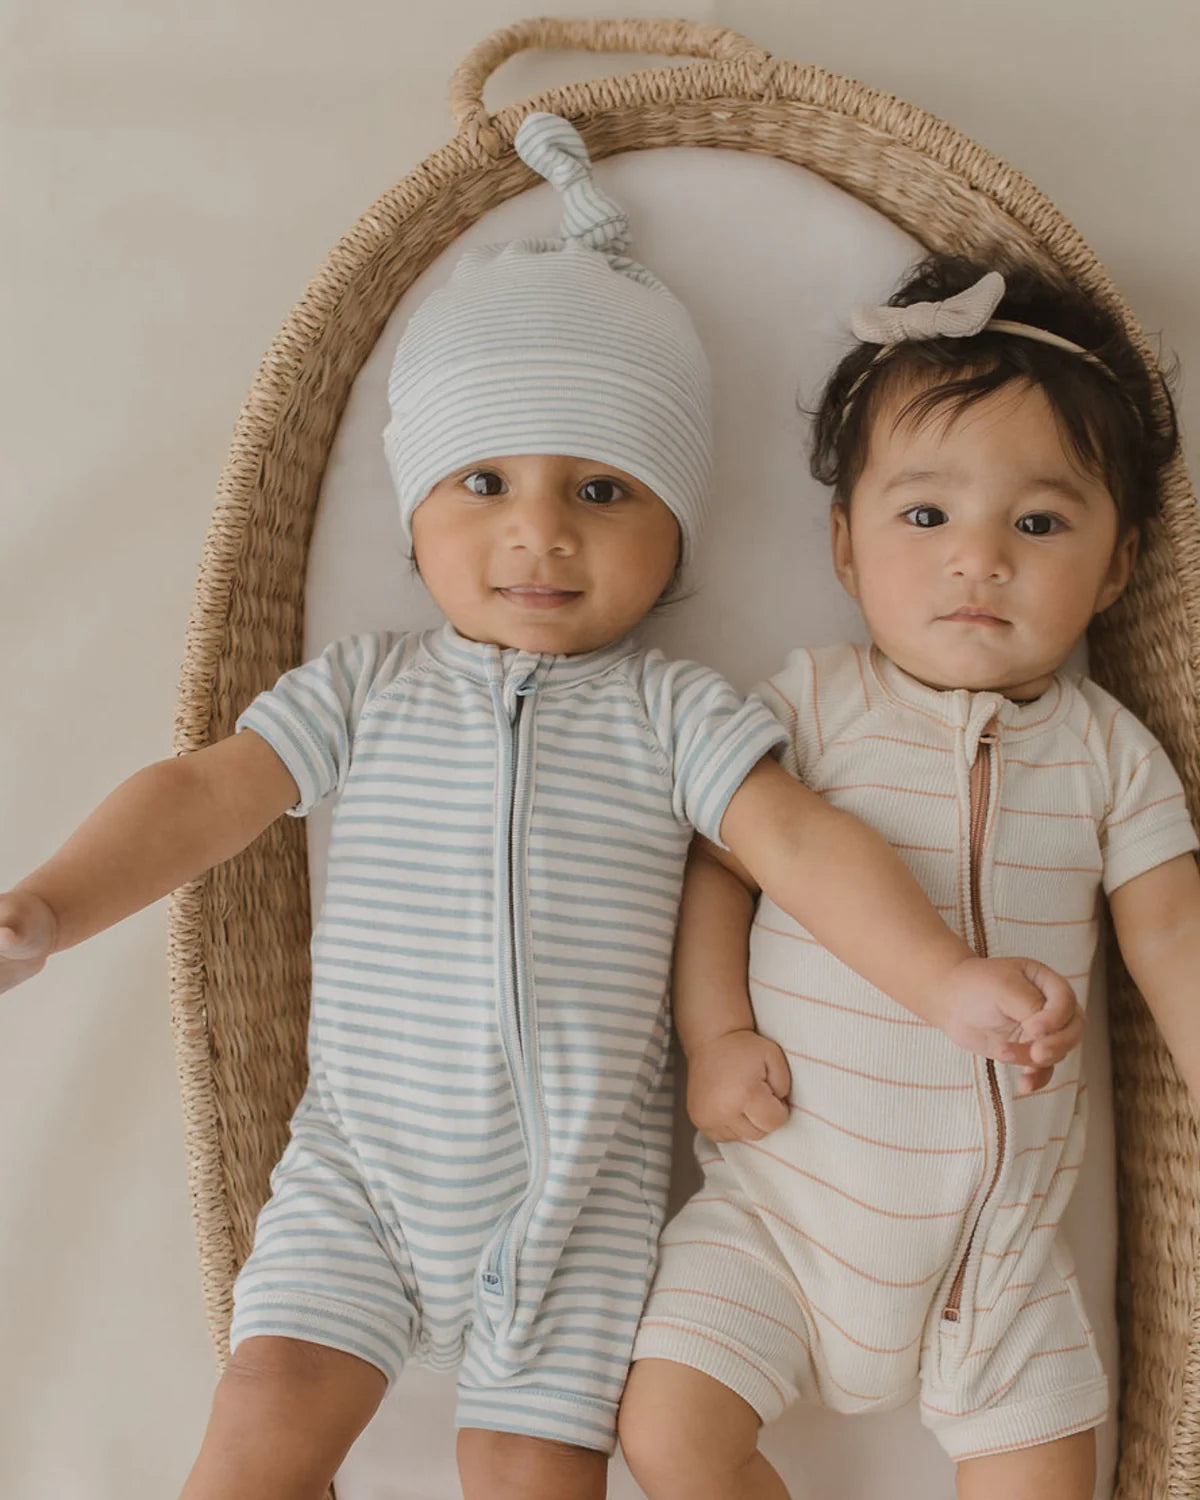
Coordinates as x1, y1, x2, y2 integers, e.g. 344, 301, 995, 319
0, 924, 45, 961
0, 940, 50, 995
1016, 959, 1077, 1034
702, 1108, 768, 1143
1016, 1064, 1054, 1096
742, 1080, 790, 1138
762, 1041, 793, 1104
1027, 1006, 1085, 1065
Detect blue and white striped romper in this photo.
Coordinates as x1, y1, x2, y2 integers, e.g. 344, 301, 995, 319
229, 622, 786, 1450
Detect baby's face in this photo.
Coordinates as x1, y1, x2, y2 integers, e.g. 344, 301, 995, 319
832, 380, 1138, 700
410, 454, 680, 655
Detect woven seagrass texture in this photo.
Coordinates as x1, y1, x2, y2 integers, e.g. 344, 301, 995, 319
168, 17, 1200, 1496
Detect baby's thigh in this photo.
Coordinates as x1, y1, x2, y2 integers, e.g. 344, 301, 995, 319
181, 1336, 387, 1499
231, 1105, 421, 1384
457, 1429, 607, 1500
619, 1358, 770, 1493
955, 1429, 1095, 1500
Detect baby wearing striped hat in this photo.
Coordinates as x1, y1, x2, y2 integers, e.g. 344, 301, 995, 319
623, 258, 1200, 1500
0, 126, 1081, 1500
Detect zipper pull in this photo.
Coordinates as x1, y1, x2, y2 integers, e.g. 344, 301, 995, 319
507, 672, 537, 720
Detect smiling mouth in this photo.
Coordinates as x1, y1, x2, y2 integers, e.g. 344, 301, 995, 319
496, 585, 583, 610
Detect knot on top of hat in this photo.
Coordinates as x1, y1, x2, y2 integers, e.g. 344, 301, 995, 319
514, 112, 630, 256
851, 270, 1007, 344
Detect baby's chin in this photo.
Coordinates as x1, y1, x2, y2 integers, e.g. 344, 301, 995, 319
889, 646, 1061, 700
456, 617, 616, 658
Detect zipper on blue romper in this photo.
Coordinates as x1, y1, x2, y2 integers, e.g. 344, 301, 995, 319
481, 671, 548, 1315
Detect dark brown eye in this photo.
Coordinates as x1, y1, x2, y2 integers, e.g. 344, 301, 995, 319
903, 505, 948, 528
1016, 513, 1061, 536
579, 478, 623, 505
462, 470, 506, 497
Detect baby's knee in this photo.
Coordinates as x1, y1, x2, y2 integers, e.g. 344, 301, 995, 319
618, 1390, 698, 1494
215, 1336, 385, 1454
619, 1359, 761, 1496
183, 1338, 386, 1499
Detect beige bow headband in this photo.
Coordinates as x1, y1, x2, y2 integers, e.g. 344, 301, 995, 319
840, 270, 1121, 421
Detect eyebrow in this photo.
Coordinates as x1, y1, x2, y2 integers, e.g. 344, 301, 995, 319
1021, 476, 1092, 506
880, 469, 1093, 506
881, 469, 959, 494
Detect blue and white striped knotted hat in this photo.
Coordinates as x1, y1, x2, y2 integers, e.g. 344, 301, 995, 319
384, 112, 712, 571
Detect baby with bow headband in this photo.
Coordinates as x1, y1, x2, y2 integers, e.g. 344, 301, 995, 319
622, 255, 1199, 1500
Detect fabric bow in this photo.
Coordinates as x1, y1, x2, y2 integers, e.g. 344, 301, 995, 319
851, 271, 1006, 344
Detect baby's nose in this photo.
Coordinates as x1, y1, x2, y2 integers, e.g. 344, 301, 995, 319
507, 491, 577, 554
950, 530, 1012, 581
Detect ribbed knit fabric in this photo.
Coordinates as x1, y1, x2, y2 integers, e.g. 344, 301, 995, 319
229, 624, 785, 1450
383, 113, 712, 570
634, 642, 1197, 1459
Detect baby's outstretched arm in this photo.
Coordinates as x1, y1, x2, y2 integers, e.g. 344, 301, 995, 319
1109, 852, 1200, 1109
718, 757, 1083, 1090
672, 838, 792, 1141
0, 730, 297, 994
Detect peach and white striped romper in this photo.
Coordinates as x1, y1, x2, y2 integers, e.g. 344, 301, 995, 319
633, 642, 1198, 1460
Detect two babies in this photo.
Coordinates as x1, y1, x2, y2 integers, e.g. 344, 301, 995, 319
3, 114, 1198, 1500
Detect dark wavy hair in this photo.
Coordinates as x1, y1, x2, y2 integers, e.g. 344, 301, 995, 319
810, 254, 1178, 531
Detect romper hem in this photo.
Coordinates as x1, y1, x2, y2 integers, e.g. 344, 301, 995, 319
230, 1292, 408, 1387
455, 1384, 620, 1453
922, 1375, 1110, 1462
631, 1319, 791, 1425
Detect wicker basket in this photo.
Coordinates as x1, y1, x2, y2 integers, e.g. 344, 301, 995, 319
167, 19, 1200, 1496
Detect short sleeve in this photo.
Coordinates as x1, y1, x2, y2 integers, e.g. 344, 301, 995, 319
756, 645, 828, 786
637, 653, 787, 845
236, 633, 408, 816
1101, 708, 1198, 894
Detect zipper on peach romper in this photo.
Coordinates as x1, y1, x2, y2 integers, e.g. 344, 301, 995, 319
943, 716, 1004, 1323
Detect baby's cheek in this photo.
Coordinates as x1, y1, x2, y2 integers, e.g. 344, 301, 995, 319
857, 565, 921, 635
1034, 574, 1100, 644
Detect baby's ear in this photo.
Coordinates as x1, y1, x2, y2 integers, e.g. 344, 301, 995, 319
1096, 526, 1139, 613
830, 504, 859, 598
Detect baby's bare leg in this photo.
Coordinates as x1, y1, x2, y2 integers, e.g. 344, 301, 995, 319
956, 1429, 1095, 1500
619, 1359, 790, 1499
179, 1336, 387, 1500
457, 1429, 607, 1500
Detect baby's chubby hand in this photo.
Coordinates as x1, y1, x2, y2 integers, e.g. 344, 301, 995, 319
933, 955, 1084, 1095
686, 1028, 793, 1142
0, 889, 57, 994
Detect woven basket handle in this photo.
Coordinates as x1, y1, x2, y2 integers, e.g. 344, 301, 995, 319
449, 16, 772, 155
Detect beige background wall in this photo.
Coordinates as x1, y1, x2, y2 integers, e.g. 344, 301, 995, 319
1, 1, 1195, 1493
